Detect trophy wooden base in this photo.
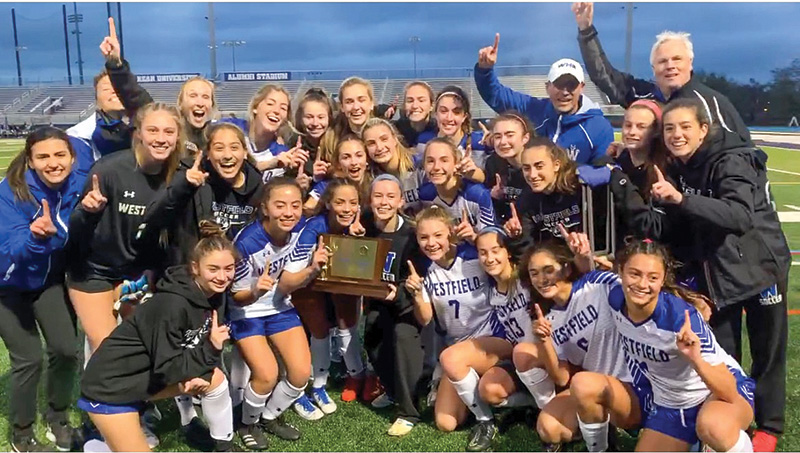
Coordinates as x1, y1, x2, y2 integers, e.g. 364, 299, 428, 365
310, 278, 391, 299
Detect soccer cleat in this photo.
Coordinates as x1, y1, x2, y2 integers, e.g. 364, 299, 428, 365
311, 387, 338, 414
341, 375, 365, 402
11, 431, 48, 452
362, 374, 384, 402
426, 379, 440, 407
141, 421, 159, 449
466, 420, 498, 452
371, 392, 394, 409
387, 418, 415, 437
543, 442, 563, 452
237, 423, 269, 451
260, 416, 301, 441
293, 394, 325, 420
752, 430, 778, 452
213, 438, 244, 452
181, 416, 215, 451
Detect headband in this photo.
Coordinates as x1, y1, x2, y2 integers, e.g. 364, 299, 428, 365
629, 100, 663, 122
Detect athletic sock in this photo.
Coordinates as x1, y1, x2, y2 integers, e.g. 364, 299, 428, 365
727, 430, 753, 452
310, 335, 331, 388
516, 367, 556, 409
336, 326, 365, 377
201, 377, 234, 442
241, 383, 269, 426
449, 367, 493, 422
577, 413, 610, 452
175, 395, 198, 427
262, 380, 306, 421
229, 347, 251, 407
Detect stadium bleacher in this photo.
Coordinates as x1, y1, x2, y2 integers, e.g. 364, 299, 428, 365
0, 70, 622, 127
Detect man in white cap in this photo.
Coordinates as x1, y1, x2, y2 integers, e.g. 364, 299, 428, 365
474, 33, 613, 164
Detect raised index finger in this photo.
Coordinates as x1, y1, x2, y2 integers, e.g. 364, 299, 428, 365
211, 309, 219, 328
407, 260, 418, 277
683, 310, 692, 329
492, 33, 500, 52
40, 199, 51, 219
92, 174, 101, 193
510, 202, 519, 220
192, 150, 203, 169
654, 165, 666, 182
108, 17, 117, 39
534, 303, 544, 319
557, 222, 570, 240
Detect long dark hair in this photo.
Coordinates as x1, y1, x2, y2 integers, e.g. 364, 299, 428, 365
312, 178, 361, 217
519, 240, 582, 314
6, 126, 75, 203
614, 238, 715, 313
522, 136, 579, 195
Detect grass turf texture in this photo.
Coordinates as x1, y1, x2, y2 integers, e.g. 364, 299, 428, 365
0, 139, 798, 450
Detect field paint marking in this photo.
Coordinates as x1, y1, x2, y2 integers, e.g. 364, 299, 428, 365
778, 212, 800, 222
785, 205, 800, 211
768, 167, 800, 177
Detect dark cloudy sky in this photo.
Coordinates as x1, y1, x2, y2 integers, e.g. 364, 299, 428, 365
0, 2, 797, 86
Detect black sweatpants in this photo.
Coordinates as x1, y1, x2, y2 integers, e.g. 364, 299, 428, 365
709, 277, 788, 436
363, 303, 424, 423
0, 283, 79, 430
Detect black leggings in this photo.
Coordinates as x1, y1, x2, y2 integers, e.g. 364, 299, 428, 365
0, 283, 79, 429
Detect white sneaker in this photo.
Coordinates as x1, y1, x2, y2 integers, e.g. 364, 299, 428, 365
311, 386, 338, 414
83, 439, 112, 452
371, 393, 394, 409
140, 415, 159, 449
293, 394, 324, 421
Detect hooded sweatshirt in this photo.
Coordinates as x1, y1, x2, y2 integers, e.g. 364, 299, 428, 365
67, 110, 132, 177
138, 156, 264, 267
474, 64, 613, 165
81, 265, 224, 404
664, 130, 790, 306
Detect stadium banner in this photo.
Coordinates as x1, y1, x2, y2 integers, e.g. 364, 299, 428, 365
223, 72, 292, 82
136, 73, 201, 83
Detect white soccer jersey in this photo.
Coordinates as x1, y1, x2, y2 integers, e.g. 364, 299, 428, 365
608, 288, 749, 409
417, 180, 497, 233
421, 244, 496, 344
489, 280, 535, 345
545, 271, 630, 380
230, 220, 303, 320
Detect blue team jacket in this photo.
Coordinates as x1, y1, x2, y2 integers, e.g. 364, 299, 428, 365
474, 65, 613, 165
0, 169, 85, 292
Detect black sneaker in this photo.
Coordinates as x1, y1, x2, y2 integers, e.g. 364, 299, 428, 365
182, 416, 215, 451
11, 430, 48, 453
237, 423, 269, 451
466, 420, 497, 452
45, 419, 74, 452
213, 438, 244, 452
543, 442, 563, 452
260, 416, 301, 441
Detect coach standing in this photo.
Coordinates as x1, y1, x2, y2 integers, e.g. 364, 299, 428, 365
572, 2, 752, 151
473, 34, 614, 165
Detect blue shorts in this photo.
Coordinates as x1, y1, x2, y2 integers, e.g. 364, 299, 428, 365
77, 397, 144, 415
642, 370, 756, 444
626, 380, 655, 420
230, 308, 303, 341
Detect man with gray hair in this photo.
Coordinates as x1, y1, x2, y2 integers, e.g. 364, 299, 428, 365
572, 2, 752, 150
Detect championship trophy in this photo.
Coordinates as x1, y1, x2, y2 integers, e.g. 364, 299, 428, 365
310, 234, 392, 299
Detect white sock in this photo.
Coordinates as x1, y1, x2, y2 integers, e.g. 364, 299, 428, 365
201, 377, 234, 442
229, 347, 251, 407
577, 413, 609, 452
516, 367, 556, 409
727, 430, 753, 452
336, 326, 365, 377
449, 368, 493, 422
241, 383, 269, 426
262, 380, 306, 421
174, 395, 198, 427
310, 335, 331, 388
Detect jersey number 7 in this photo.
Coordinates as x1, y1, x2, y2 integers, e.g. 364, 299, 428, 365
448, 299, 460, 319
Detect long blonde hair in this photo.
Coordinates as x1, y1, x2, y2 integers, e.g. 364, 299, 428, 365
132, 102, 184, 183
247, 84, 292, 148
177, 77, 217, 117
361, 117, 416, 176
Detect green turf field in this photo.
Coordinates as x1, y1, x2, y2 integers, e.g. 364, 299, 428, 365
0, 138, 798, 451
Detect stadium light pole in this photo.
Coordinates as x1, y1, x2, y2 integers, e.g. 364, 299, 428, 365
221, 40, 246, 73
207, 2, 218, 80
623, 2, 636, 74
409, 36, 421, 78
62, 4, 73, 85
11, 8, 23, 86
68, 2, 85, 85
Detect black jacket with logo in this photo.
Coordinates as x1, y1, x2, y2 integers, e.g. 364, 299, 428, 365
68, 150, 169, 281
364, 213, 420, 317
81, 265, 224, 404
576, 24, 753, 151
665, 131, 790, 306
138, 157, 264, 267
483, 153, 527, 224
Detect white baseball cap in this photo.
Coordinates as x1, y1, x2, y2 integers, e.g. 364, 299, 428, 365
547, 58, 585, 84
